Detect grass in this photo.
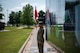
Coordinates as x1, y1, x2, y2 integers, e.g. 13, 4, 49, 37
48, 26, 80, 53
0, 26, 33, 53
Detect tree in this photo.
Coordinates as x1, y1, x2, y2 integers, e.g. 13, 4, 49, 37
20, 4, 34, 27
0, 13, 4, 19
0, 4, 3, 12
38, 10, 45, 24
0, 4, 5, 30
8, 11, 15, 26
0, 4, 3, 19
15, 11, 22, 27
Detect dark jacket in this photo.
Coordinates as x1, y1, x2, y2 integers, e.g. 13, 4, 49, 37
37, 28, 44, 42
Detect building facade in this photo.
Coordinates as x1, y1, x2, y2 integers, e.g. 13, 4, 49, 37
46, 0, 80, 53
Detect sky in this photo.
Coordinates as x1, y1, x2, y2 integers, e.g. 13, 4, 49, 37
46, 0, 65, 24
1, 0, 45, 23
1, 0, 77, 24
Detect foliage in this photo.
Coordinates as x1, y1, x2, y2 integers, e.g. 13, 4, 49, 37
38, 10, 45, 17
38, 10, 45, 24
0, 4, 5, 30
15, 11, 22, 27
8, 11, 15, 26
8, 4, 35, 27
0, 4, 4, 19
0, 22, 5, 30
0, 4, 3, 12
8, 11, 22, 26
20, 4, 34, 25
0, 13, 4, 19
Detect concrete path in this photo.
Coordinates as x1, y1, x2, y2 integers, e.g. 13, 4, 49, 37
0, 30, 10, 32
19, 28, 58, 53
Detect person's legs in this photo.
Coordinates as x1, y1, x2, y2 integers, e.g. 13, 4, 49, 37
38, 42, 40, 53
38, 42, 44, 53
40, 43, 43, 53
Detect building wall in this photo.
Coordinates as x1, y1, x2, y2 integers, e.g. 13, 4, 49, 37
46, 0, 80, 53
75, 4, 80, 46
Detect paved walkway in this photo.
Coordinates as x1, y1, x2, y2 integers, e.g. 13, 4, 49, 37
19, 28, 58, 53
0, 30, 10, 32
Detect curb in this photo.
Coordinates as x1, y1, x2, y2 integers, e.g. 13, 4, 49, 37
47, 41, 65, 53
18, 28, 34, 53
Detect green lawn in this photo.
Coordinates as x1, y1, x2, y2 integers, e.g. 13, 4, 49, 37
0, 27, 33, 53
48, 26, 80, 53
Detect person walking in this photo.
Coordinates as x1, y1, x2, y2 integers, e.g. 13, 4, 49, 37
37, 21, 44, 53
